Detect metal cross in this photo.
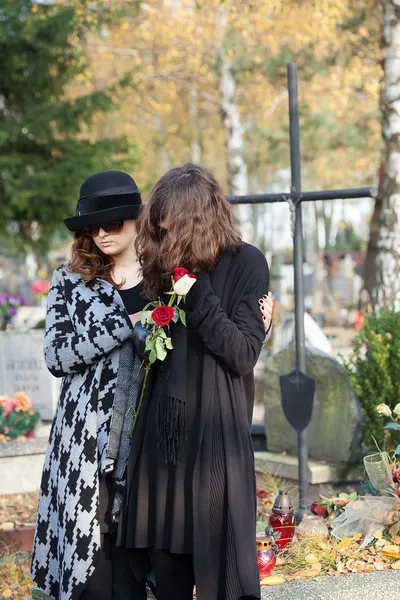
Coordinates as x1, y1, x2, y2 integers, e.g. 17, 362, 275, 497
228, 62, 377, 519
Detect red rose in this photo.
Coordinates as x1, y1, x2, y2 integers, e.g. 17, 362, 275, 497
173, 267, 189, 282
152, 305, 175, 327
310, 500, 329, 519
392, 468, 400, 484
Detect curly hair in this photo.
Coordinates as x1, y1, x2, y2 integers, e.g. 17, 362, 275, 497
136, 163, 241, 299
69, 230, 120, 286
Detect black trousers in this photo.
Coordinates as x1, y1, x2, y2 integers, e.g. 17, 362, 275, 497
147, 549, 195, 600
80, 534, 147, 600
81, 535, 196, 600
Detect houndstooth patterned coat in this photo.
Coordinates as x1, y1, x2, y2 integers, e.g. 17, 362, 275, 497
31, 266, 134, 600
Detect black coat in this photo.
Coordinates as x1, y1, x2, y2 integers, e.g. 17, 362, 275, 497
124, 243, 269, 600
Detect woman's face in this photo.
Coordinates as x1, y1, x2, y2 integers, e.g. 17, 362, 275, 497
91, 219, 137, 257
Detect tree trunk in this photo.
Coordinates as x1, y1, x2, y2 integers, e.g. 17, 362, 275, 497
364, 163, 384, 295
371, 0, 400, 308
216, 7, 252, 241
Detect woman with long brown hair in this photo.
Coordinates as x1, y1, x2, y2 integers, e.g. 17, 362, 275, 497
121, 163, 271, 600
31, 171, 150, 600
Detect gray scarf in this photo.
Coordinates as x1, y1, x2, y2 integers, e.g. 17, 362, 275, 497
105, 339, 144, 520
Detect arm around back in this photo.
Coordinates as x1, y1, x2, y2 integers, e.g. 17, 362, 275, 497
44, 268, 132, 377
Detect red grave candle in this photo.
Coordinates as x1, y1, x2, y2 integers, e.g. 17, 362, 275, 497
268, 489, 296, 549
256, 533, 277, 579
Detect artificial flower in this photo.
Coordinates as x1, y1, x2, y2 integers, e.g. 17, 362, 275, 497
0, 396, 14, 419
377, 403, 392, 418
310, 500, 329, 519
13, 392, 32, 411
392, 468, 400, 484
31, 280, 50, 296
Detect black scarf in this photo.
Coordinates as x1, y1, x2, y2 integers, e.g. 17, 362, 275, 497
156, 320, 188, 465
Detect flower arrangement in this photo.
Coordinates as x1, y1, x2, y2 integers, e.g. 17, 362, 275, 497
31, 280, 50, 298
0, 293, 26, 320
0, 392, 40, 440
130, 267, 196, 437
311, 493, 358, 521
376, 402, 400, 496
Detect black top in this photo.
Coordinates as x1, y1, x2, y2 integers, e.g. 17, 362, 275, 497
118, 282, 147, 315
121, 244, 270, 600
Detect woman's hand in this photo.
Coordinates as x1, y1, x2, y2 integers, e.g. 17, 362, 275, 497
259, 292, 273, 332
129, 311, 142, 328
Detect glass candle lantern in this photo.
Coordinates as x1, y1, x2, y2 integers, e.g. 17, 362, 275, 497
268, 489, 296, 549
296, 514, 329, 541
256, 533, 277, 579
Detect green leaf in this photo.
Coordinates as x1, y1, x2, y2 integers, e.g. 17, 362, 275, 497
145, 335, 154, 352
158, 328, 167, 339
155, 337, 167, 361
179, 309, 187, 327
349, 492, 357, 501
165, 336, 173, 350
141, 311, 151, 326
149, 348, 157, 364
339, 493, 349, 500
172, 308, 180, 323
395, 444, 400, 455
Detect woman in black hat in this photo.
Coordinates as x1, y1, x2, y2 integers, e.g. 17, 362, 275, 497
31, 171, 151, 600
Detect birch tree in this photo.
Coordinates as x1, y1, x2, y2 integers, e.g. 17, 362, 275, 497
371, 0, 400, 308
215, 3, 253, 240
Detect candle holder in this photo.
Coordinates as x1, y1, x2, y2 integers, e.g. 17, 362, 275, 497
268, 489, 296, 549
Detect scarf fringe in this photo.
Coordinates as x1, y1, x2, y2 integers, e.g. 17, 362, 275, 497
156, 394, 187, 466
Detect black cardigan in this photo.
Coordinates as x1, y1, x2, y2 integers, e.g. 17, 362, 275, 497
124, 243, 269, 600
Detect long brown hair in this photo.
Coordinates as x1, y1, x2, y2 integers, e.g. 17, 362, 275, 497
69, 230, 119, 286
136, 163, 241, 299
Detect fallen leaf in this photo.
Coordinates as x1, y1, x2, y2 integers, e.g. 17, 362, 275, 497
336, 561, 348, 574
373, 529, 383, 539
376, 539, 387, 548
381, 544, 400, 554
391, 560, 400, 570
288, 564, 322, 579
260, 576, 285, 586
381, 550, 400, 559
2, 589, 12, 599
0, 521, 15, 531
393, 536, 400, 544
318, 542, 328, 551
305, 553, 319, 564
373, 559, 387, 571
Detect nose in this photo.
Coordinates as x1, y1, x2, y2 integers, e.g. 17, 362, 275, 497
98, 227, 109, 238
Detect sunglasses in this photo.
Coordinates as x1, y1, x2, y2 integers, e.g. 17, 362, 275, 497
83, 220, 124, 237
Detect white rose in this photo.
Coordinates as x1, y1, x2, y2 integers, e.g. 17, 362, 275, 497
393, 403, 400, 417
377, 403, 392, 418
173, 274, 196, 296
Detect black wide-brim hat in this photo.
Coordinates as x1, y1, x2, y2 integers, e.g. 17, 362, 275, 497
64, 170, 142, 231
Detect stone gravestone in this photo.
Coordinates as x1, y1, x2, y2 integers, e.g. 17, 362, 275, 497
0, 330, 59, 420
263, 346, 362, 467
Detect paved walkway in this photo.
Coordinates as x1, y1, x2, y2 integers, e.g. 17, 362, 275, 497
260, 571, 398, 600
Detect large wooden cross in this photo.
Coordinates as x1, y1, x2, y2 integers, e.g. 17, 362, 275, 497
228, 63, 376, 519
